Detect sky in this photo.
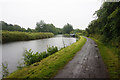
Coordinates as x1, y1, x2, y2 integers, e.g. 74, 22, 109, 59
0, 0, 102, 30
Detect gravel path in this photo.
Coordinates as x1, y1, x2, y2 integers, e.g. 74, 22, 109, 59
54, 37, 109, 78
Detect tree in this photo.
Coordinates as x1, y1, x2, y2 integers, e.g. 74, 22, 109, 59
0, 21, 9, 30
27, 28, 32, 32
21, 27, 26, 32
35, 20, 58, 34
0, 21, 24, 31
13, 25, 21, 31
56, 28, 62, 34
86, 2, 120, 47
63, 23, 73, 34
35, 20, 46, 32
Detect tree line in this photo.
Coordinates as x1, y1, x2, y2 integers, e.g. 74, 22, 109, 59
86, 2, 120, 48
0, 20, 77, 35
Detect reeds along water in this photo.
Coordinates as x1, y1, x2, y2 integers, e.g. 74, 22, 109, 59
2, 31, 54, 43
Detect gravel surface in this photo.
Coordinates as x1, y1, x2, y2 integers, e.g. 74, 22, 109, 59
54, 37, 109, 78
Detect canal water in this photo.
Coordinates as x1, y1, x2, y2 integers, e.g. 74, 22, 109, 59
1, 35, 76, 75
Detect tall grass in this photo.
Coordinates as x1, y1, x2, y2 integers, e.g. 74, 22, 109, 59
2, 31, 54, 43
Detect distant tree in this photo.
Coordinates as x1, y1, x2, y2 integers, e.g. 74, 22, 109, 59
44, 24, 57, 34
0, 20, 62, 35
0, 21, 9, 30
26, 28, 32, 32
13, 25, 21, 31
0, 21, 23, 31
35, 20, 46, 32
63, 23, 73, 34
35, 20, 58, 34
21, 27, 26, 32
70, 29, 83, 34
56, 28, 62, 34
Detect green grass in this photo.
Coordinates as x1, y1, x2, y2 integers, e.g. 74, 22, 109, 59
91, 38, 120, 78
2, 31, 54, 43
7, 36, 86, 79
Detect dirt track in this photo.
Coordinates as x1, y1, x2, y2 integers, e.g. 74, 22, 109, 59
54, 37, 109, 78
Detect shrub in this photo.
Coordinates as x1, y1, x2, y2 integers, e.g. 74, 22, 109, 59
23, 46, 58, 66
63, 34, 70, 37
2, 62, 9, 78
47, 46, 58, 55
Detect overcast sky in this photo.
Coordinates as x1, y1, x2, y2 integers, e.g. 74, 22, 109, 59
0, 0, 102, 29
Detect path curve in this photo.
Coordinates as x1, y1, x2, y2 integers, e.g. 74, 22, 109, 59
54, 37, 109, 78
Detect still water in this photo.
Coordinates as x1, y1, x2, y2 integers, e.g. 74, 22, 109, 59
1, 35, 76, 74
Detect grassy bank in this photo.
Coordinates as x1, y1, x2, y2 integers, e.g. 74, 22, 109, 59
91, 38, 120, 78
7, 36, 86, 79
89, 34, 120, 49
2, 31, 54, 43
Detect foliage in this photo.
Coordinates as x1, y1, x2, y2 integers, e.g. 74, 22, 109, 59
86, 3, 120, 78
23, 46, 58, 66
2, 62, 9, 78
35, 20, 58, 34
0, 21, 27, 32
0, 30, 2, 43
0, 20, 76, 35
2, 31, 54, 43
7, 36, 86, 79
17, 61, 24, 70
56, 28, 62, 34
70, 29, 87, 37
70, 29, 83, 34
63, 34, 70, 37
63, 23, 73, 34
47, 46, 58, 55
75, 33, 82, 38
92, 38, 120, 78
86, 2, 120, 48
0, 20, 62, 35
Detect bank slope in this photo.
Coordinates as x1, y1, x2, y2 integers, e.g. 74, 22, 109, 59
92, 38, 120, 78
7, 36, 86, 79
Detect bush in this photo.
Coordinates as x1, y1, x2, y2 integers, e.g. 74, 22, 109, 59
47, 46, 58, 55
2, 62, 9, 78
63, 34, 70, 37
23, 46, 58, 66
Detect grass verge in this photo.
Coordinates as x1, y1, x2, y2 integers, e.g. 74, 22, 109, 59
6, 36, 86, 79
91, 38, 120, 78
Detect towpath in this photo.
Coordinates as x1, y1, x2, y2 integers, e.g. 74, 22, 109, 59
54, 37, 109, 78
